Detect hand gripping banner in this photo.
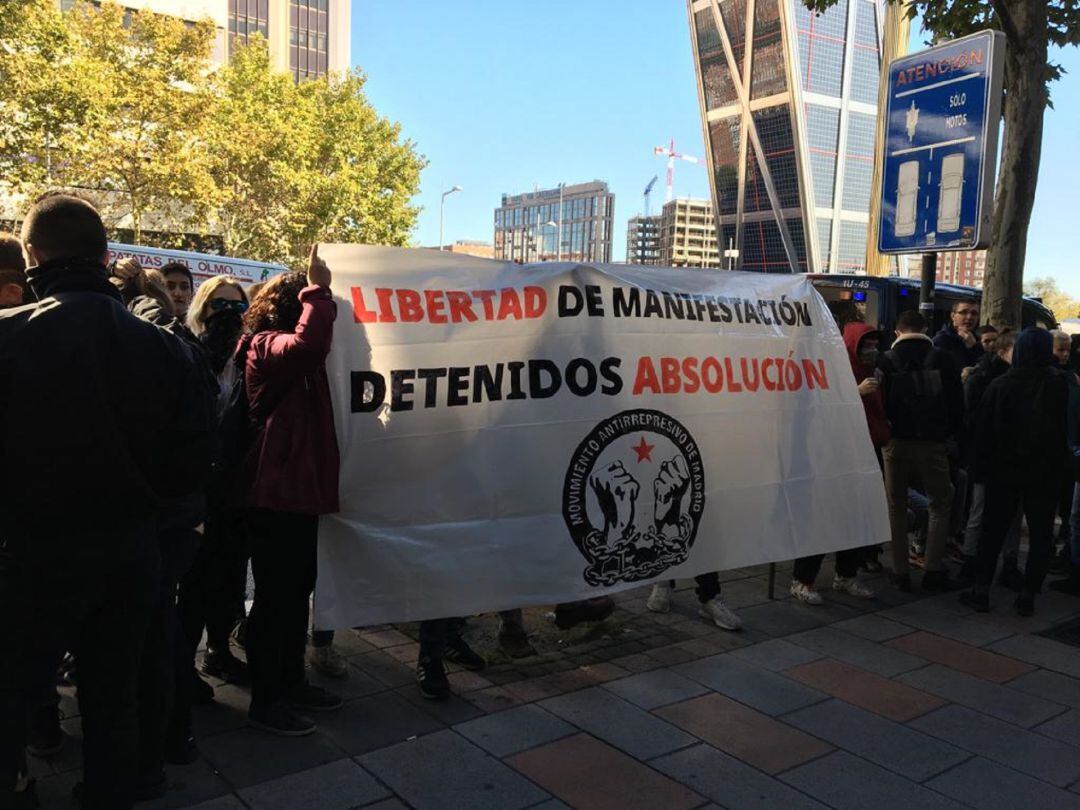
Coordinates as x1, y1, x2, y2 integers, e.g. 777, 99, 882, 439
314, 245, 888, 628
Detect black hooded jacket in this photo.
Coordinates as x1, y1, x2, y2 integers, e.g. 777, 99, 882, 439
965, 351, 1010, 416
973, 366, 1069, 489
878, 333, 964, 442
933, 323, 984, 370
0, 259, 213, 537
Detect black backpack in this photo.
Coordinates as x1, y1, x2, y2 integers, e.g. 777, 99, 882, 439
884, 347, 951, 440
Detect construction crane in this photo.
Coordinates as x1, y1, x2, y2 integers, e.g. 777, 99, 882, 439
653, 139, 700, 203
643, 175, 659, 218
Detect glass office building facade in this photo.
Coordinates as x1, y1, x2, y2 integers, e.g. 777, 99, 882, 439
222, 0, 347, 80
688, 0, 885, 273
494, 181, 615, 264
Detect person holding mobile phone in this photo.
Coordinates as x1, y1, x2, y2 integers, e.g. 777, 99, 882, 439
239, 246, 343, 737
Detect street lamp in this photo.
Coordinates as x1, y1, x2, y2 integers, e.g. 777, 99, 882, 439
556, 182, 565, 261
532, 217, 557, 262
438, 185, 462, 250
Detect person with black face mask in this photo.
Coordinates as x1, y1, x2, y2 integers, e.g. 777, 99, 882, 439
189, 277, 249, 380
176, 277, 253, 698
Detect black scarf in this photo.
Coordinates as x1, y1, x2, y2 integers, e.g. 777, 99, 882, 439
201, 309, 244, 376
26, 258, 122, 304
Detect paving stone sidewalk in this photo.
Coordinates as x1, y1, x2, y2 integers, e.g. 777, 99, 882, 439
30, 561, 1080, 809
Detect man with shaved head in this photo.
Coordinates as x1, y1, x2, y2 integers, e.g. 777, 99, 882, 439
0, 193, 212, 808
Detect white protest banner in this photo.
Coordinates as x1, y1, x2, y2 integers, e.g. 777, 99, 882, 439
315, 245, 888, 628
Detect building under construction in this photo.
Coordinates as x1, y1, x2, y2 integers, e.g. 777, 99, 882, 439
626, 215, 662, 265
626, 199, 723, 269
660, 199, 721, 268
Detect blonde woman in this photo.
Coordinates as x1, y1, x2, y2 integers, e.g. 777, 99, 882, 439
188, 276, 248, 351
177, 275, 252, 698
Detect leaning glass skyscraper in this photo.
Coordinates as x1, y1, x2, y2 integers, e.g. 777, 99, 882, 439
688, 0, 887, 273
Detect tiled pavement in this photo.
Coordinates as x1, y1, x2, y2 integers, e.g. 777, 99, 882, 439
30, 561, 1080, 809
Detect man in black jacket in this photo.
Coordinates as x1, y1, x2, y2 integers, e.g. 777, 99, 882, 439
959, 331, 1020, 581
933, 299, 984, 373
0, 194, 212, 809
962, 328, 1070, 616
879, 310, 964, 592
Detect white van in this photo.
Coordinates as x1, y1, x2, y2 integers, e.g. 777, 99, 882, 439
895, 160, 919, 238
106, 242, 288, 288
937, 153, 965, 233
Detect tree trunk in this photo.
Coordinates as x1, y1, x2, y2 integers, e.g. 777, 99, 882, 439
981, 0, 1049, 330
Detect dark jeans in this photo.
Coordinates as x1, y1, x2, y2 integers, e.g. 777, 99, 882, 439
311, 630, 334, 647
0, 530, 157, 809
1059, 477, 1074, 543
137, 527, 200, 781
245, 509, 317, 712
648, 573, 723, 603
178, 509, 249, 654
793, 549, 860, 586
977, 482, 1058, 594
418, 617, 464, 660
692, 572, 722, 603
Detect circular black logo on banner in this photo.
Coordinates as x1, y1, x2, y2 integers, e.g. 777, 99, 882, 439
562, 409, 706, 586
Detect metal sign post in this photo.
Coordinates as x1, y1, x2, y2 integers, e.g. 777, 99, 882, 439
919, 253, 938, 332
877, 30, 1005, 315
724, 238, 739, 272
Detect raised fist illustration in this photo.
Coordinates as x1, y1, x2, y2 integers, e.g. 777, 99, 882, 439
590, 461, 639, 549
653, 455, 690, 527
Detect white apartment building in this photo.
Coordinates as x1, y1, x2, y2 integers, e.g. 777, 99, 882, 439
60, 0, 351, 79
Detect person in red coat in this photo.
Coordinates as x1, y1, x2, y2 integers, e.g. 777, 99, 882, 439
845, 321, 892, 573
789, 321, 886, 604
844, 322, 891, 453
241, 247, 343, 736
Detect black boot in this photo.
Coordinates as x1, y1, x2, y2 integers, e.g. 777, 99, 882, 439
201, 647, 249, 685
998, 559, 1023, 592
12, 773, 38, 809
1049, 566, 1080, 596
959, 588, 990, 613
922, 569, 956, 593
554, 597, 615, 630
1015, 591, 1036, 617
889, 572, 912, 593
1048, 547, 1071, 575
954, 557, 977, 588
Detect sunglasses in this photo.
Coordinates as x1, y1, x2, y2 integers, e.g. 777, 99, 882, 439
209, 298, 249, 314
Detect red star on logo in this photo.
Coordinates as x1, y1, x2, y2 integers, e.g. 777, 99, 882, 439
632, 435, 654, 463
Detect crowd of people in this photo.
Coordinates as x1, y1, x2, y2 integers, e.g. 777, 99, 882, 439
821, 299, 1080, 616
0, 193, 1078, 809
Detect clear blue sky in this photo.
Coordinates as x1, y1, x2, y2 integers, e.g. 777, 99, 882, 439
352, 1, 1080, 294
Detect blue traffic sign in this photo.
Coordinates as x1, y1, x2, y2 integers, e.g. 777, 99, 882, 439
878, 31, 1004, 254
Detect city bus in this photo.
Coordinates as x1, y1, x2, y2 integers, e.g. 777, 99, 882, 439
809, 274, 1056, 342
106, 242, 288, 288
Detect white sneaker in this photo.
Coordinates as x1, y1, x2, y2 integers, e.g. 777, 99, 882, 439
790, 580, 824, 606
699, 597, 743, 631
833, 575, 876, 599
646, 582, 673, 613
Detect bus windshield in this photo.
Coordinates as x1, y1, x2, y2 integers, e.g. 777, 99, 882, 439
812, 283, 882, 332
